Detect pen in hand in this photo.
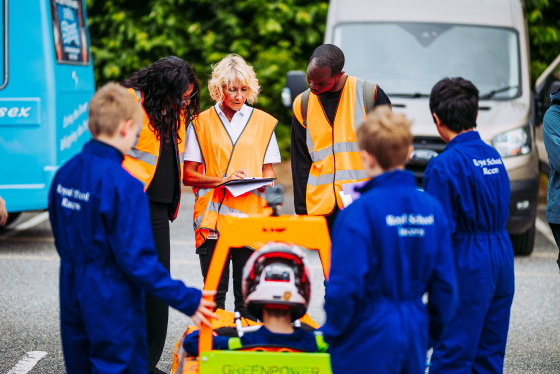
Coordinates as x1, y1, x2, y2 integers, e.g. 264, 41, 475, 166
236, 169, 249, 179
227, 169, 249, 181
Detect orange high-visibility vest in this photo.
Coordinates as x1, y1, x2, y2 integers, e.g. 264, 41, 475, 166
293, 76, 369, 216
122, 88, 187, 219
192, 106, 277, 248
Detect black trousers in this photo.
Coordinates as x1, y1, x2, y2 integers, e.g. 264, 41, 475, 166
197, 239, 253, 313
325, 205, 341, 234
548, 222, 560, 267
146, 201, 170, 372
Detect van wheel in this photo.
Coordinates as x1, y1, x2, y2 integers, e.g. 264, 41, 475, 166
510, 222, 536, 256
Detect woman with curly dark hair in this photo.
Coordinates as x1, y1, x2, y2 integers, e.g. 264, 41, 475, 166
121, 55, 200, 372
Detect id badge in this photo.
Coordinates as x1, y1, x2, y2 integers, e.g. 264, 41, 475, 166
207, 230, 219, 240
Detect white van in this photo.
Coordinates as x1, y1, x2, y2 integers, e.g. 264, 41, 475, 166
283, 0, 560, 255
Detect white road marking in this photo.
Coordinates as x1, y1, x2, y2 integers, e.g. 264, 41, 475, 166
536, 217, 556, 246
12, 212, 50, 231
2, 212, 50, 238
7, 351, 47, 374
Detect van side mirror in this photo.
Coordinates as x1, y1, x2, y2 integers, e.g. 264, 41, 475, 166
549, 81, 560, 98
281, 71, 307, 108
534, 80, 560, 126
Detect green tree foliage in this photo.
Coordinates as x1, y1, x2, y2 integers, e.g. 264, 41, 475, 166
523, 0, 560, 83
86, 0, 329, 159
87, 1, 560, 157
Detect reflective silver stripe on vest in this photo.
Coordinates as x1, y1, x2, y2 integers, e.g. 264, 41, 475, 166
305, 78, 366, 156
193, 199, 247, 230
307, 169, 367, 186
355, 78, 366, 128
133, 89, 144, 148
179, 152, 184, 164
128, 148, 157, 166
195, 188, 211, 199
306, 125, 315, 156
310, 141, 361, 163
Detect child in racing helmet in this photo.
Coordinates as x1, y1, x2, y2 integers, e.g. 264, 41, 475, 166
183, 243, 329, 355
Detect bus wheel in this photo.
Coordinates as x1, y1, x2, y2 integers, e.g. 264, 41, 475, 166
0, 212, 22, 231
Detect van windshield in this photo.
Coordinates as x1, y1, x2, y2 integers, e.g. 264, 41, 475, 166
333, 22, 521, 100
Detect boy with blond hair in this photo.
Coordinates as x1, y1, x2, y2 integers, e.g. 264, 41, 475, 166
322, 106, 458, 374
48, 83, 216, 374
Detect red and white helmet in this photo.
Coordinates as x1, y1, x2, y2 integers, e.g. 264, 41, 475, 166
242, 243, 312, 321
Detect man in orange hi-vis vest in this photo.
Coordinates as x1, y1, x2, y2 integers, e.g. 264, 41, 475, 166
291, 44, 391, 231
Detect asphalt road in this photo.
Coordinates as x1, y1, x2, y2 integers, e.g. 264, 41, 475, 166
1, 186, 559, 373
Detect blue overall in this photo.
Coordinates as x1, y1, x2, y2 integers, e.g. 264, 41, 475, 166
322, 170, 458, 374
48, 140, 202, 374
424, 131, 515, 373
183, 326, 323, 356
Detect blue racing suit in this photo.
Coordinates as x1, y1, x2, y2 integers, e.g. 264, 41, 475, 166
322, 170, 458, 374
48, 140, 202, 374
183, 326, 327, 356
424, 131, 515, 373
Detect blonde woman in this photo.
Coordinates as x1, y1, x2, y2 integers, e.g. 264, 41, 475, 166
183, 54, 280, 320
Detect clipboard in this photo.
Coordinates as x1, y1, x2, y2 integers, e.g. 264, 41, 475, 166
213, 177, 276, 188
213, 177, 276, 197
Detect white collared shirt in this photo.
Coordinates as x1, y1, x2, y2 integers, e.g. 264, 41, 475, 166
184, 103, 281, 165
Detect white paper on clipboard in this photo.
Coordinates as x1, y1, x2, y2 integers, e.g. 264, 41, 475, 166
214, 177, 276, 197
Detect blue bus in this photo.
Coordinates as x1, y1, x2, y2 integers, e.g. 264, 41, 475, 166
0, 0, 95, 225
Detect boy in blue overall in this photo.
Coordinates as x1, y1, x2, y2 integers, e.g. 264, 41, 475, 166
183, 244, 328, 355
322, 106, 458, 374
424, 77, 515, 373
48, 83, 216, 374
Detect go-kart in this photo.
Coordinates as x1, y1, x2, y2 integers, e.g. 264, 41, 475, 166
171, 188, 332, 374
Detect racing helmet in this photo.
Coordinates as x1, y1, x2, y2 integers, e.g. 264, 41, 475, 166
242, 243, 312, 321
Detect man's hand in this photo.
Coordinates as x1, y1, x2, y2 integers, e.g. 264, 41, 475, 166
191, 290, 218, 327
0, 196, 8, 227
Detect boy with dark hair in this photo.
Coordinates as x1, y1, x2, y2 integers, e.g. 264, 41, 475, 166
322, 106, 458, 373
183, 244, 328, 355
424, 77, 515, 373
48, 82, 216, 374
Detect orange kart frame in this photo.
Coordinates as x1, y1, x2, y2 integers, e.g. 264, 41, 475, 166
198, 212, 331, 353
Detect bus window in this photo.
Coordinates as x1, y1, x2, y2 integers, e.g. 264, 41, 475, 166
50, 0, 89, 64
0, 0, 7, 90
